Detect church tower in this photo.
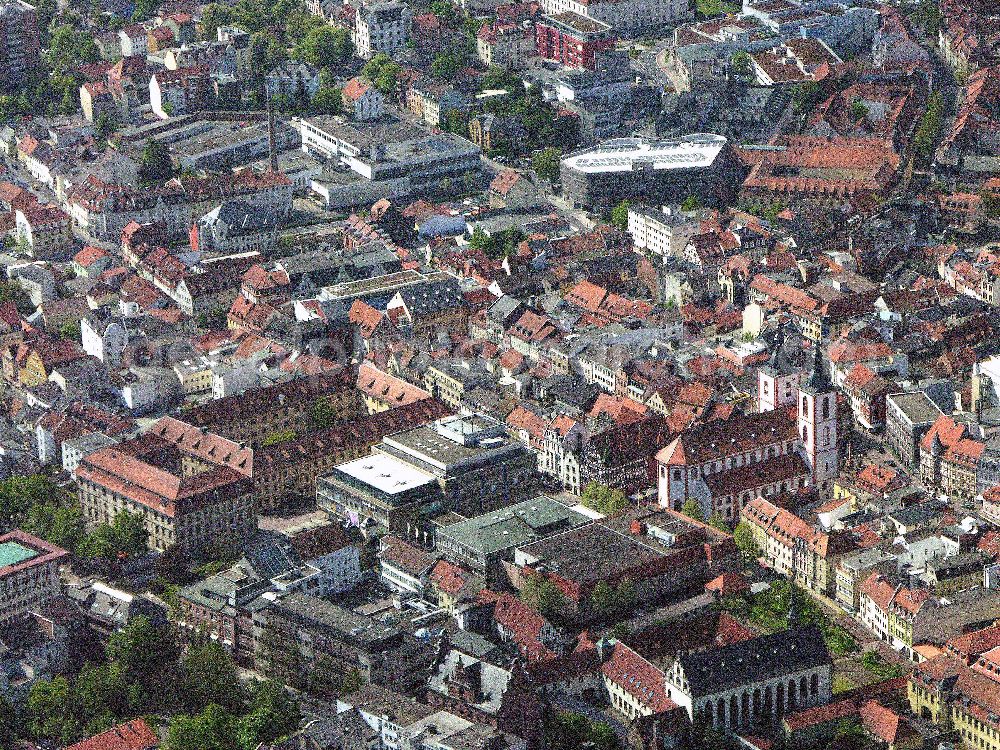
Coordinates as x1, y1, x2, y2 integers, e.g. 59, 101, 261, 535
798, 343, 838, 492
758, 323, 805, 413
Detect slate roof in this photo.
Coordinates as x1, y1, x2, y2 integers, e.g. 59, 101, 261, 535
676, 625, 830, 698
398, 278, 465, 318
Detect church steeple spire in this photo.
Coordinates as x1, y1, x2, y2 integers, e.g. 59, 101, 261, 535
804, 340, 830, 392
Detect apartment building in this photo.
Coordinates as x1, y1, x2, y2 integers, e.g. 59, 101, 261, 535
0, 0, 40, 91
75, 416, 256, 555
0, 530, 68, 624
540, 0, 688, 33
351, 0, 412, 59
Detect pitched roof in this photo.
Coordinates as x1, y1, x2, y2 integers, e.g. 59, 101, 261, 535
379, 535, 435, 576
429, 559, 473, 596
65, 719, 159, 750
655, 407, 798, 466
601, 641, 676, 713
357, 361, 430, 407
74, 245, 110, 268
490, 169, 523, 196
343, 77, 375, 101
859, 700, 914, 745
677, 626, 831, 698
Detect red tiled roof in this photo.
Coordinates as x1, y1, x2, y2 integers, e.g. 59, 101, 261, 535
74, 245, 109, 268
357, 361, 430, 407
859, 700, 914, 745
601, 642, 676, 714
429, 559, 471, 596
65, 720, 158, 750
342, 77, 371, 101
705, 572, 750, 597
349, 300, 386, 339
490, 169, 523, 196
588, 393, 647, 425
506, 405, 545, 438
783, 699, 857, 732
479, 589, 555, 660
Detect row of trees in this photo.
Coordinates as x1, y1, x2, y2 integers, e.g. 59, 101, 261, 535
19, 618, 299, 750
580, 483, 630, 516
0, 474, 147, 563
914, 91, 945, 164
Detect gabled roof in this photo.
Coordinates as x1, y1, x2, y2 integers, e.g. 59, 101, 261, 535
65, 719, 159, 750
601, 641, 676, 713
677, 625, 830, 698
343, 77, 373, 101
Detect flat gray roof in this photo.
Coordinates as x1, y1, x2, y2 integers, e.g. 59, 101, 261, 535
336, 453, 436, 495
888, 391, 942, 425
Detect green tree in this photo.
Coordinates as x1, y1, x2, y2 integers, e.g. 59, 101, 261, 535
95, 111, 120, 141
914, 91, 945, 162
616, 578, 637, 611
311, 86, 343, 114
0, 475, 61, 532
200, 3, 229, 40
284, 8, 324, 42
429, 0, 457, 23
362, 53, 402, 96
732, 522, 759, 560
850, 99, 869, 123
72, 663, 127, 732
681, 499, 704, 522
112, 511, 148, 557
165, 704, 238, 750
731, 50, 751, 77
154, 544, 195, 585
791, 80, 822, 115
531, 147, 561, 183
106, 616, 180, 705
0, 692, 17, 746
47, 25, 99, 73
249, 32, 288, 77
610, 199, 630, 230
309, 396, 340, 428
546, 711, 619, 750
911, 0, 940, 36
580, 482, 629, 515
521, 574, 565, 618
178, 643, 245, 714
681, 195, 700, 212
589, 580, 615, 615
0, 278, 33, 315
261, 429, 296, 446
59, 320, 80, 341
22, 502, 84, 552
468, 226, 524, 259
236, 681, 300, 750
131, 0, 160, 21
480, 66, 522, 93
138, 139, 173, 185
707, 512, 730, 532
293, 26, 353, 70
431, 51, 463, 80
442, 107, 469, 136
27, 677, 77, 743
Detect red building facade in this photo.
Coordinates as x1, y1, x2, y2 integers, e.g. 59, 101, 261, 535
535, 11, 615, 70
